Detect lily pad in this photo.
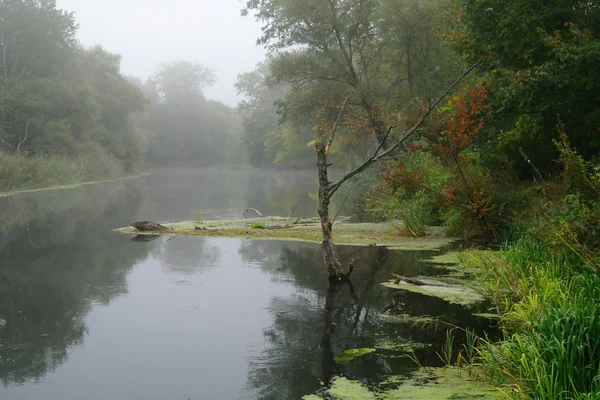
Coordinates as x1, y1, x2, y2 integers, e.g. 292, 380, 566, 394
334, 348, 376, 364
382, 280, 484, 307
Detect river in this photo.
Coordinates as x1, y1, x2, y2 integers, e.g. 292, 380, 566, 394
0, 168, 493, 399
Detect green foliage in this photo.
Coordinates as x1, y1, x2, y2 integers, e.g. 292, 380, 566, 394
251, 222, 266, 229
240, 0, 458, 169
450, 0, 600, 176
0, 0, 148, 173
480, 272, 600, 399
194, 212, 203, 223
437, 329, 455, 367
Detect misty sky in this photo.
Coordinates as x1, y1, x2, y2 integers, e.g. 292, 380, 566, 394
55, 0, 266, 106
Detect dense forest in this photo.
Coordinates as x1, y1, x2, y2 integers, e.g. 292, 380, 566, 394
0, 0, 243, 191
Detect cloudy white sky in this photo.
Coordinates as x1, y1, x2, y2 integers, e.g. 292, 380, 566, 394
55, 0, 267, 106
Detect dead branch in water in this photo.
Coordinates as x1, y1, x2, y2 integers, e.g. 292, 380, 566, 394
392, 274, 444, 286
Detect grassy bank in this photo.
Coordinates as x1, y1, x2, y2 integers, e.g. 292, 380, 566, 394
462, 237, 600, 399
0, 152, 126, 192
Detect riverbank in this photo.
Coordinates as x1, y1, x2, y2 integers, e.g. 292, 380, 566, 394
0, 152, 132, 194
0, 174, 146, 198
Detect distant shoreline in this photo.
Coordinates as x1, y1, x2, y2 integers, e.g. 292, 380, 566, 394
0, 174, 149, 198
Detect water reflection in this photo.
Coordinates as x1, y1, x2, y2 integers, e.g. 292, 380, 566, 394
152, 236, 222, 275
0, 169, 494, 400
242, 242, 493, 400
0, 180, 153, 386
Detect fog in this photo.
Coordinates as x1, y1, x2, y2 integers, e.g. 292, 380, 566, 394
55, 0, 266, 106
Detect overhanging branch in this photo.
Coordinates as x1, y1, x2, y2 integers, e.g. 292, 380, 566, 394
325, 60, 481, 200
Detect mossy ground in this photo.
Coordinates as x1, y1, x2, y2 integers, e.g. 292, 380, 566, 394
118, 217, 455, 248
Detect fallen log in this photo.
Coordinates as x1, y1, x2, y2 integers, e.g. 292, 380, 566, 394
131, 221, 169, 232
392, 273, 445, 286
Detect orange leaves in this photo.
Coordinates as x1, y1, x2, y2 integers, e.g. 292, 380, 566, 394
305, 97, 396, 144
436, 83, 491, 158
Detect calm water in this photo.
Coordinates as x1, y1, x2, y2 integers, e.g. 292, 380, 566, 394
0, 168, 493, 399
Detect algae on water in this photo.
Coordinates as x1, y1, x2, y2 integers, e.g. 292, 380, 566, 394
327, 377, 377, 400
382, 280, 484, 307
380, 367, 505, 399
304, 368, 504, 399
374, 338, 431, 353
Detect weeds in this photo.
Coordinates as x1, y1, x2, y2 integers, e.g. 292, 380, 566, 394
0, 152, 124, 192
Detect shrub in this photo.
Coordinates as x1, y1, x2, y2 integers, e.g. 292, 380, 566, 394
251, 222, 265, 229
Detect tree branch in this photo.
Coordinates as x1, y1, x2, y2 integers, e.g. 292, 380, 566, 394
326, 98, 349, 149
325, 60, 481, 200
16, 120, 30, 153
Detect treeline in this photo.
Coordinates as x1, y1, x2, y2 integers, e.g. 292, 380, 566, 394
0, 0, 243, 191
239, 0, 600, 398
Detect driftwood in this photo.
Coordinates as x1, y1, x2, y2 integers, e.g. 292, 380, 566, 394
131, 221, 169, 232
243, 208, 264, 218
392, 273, 444, 286
264, 218, 300, 230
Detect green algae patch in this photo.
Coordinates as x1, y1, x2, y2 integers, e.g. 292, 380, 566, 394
380, 367, 505, 399
335, 348, 377, 364
382, 280, 484, 307
328, 377, 377, 400
304, 368, 503, 399
374, 338, 432, 353
421, 250, 498, 280
118, 217, 455, 248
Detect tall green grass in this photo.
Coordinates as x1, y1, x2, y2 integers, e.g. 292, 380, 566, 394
0, 152, 125, 192
472, 237, 600, 399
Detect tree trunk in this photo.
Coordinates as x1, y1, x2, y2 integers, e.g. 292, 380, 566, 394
316, 143, 344, 278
